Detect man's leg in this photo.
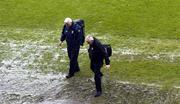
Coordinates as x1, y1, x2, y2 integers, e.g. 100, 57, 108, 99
66, 48, 74, 78
67, 48, 80, 78
94, 69, 102, 92
74, 48, 80, 72
93, 66, 102, 97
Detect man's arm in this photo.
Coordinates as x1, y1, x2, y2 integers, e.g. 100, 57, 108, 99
59, 25, 66, 46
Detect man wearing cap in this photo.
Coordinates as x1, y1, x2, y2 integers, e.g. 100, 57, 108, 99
85, 35, 110, 97
59, 17, 84, 79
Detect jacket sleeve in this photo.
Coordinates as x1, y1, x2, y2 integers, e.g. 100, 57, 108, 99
60, 25, 66, 42
96, 40, 110, 65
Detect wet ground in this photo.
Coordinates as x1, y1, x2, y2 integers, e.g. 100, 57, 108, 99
0, 40, 180, 104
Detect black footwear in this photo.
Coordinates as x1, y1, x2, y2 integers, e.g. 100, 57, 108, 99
66, 74, 74, 79
94, 91, 102, 97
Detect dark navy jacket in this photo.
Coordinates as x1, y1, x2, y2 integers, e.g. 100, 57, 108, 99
60, 22, 83, 49
88, 38, 110, 68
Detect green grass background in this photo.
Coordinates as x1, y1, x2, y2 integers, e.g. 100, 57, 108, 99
0, 0, 180, 38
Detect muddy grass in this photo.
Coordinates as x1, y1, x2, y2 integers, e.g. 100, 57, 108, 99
0, 40, 180, 104
1, 73, 180, 104
55, 76, 180, 104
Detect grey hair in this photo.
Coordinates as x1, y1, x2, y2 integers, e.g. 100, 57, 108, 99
85, 35, 94, 42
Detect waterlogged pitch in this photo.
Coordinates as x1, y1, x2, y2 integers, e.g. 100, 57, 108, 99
0, 0, 180, 104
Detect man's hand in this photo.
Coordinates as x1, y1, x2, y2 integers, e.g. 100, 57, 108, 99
105, 65, 110, 69
58, 41, 63, 47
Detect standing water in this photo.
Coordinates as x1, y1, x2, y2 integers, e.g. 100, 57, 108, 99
0, 41, 179, 104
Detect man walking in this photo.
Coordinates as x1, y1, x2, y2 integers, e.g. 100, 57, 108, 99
59, 17, 84, 79
85, 35, 110, 97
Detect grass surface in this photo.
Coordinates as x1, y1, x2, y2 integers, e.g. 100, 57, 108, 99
0, 0, 180, 38
0, 0, 180, 87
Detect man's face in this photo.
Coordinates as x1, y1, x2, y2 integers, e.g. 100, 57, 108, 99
65, 22, 72, 28
86, 40, 93, 45
86, 40, 90, 44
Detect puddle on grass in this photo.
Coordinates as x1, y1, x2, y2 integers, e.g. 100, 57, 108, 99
0, 40, 180, 104
0, 41, 69, 104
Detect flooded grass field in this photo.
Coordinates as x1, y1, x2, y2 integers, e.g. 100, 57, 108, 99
0, 28, 180, 104
0, 0, 180, 103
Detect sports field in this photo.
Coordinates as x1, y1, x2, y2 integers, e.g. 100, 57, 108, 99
0, 0, 180, 103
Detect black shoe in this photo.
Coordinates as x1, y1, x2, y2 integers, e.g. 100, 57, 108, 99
94, 91, 102, 97
66, 74, 74, 79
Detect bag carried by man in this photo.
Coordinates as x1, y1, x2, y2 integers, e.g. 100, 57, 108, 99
103, 44, 112, 57
73, 19, 85, 45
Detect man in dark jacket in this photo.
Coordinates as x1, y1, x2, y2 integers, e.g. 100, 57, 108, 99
85, 35, 110, 97
59, 17, 84, 79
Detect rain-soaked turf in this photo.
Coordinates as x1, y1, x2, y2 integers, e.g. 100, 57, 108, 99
0, 28, 179, 87
0, 28, 180, 103
0, 0, 180, 104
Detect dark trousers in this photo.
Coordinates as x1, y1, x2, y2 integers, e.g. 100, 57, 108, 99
67, 47, 80, 75
91, 62, 103, 92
